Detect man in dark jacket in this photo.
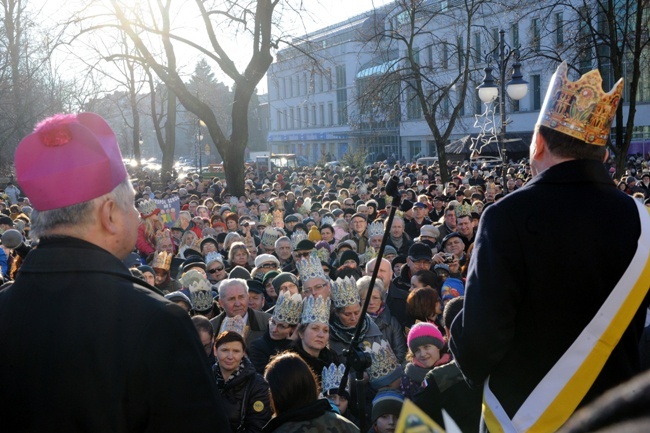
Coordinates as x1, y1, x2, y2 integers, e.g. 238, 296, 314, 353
450, 63, 650, 432
0, 113, 230, 432
388, 242, 433, 328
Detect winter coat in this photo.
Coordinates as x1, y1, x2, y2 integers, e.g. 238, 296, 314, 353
215, 357, 272, 433
290, 339, 339, 384
387, 264, 413, 328
248, 329, 293, 374
210, 307, 271, 348
372, 306, 407, 364
263, 398, 359, 433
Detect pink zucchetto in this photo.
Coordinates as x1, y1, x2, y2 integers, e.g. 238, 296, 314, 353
15, 113, 128, 211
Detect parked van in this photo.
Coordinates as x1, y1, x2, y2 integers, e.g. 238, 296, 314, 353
416, 156, 439, 166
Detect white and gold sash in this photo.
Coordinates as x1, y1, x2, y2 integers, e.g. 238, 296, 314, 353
483, 200, 650, 433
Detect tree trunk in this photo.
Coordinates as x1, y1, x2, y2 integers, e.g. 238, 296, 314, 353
161, 89, 176, 182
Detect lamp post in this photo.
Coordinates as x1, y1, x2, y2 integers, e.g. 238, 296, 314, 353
196, 120, 205, 177
477, 29, 528, 193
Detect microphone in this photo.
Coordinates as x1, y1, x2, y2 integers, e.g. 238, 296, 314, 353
1, 229, 31, 259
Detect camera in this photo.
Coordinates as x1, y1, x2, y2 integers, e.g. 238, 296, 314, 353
443, 253, 455, 264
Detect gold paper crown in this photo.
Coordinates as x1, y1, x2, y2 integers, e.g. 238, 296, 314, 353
138, 198, 159, 218
331, 276, 360, 308
368, 221, 384, 238
455, 204, 472, 218
180, 269, 213, 312
301, 294, 331, 324
152, 250, 172, 271
360, 246, 378, 266
291, 231, 308, 250
321, 363, 347, 394
260, 212, 273, 226
538, 62, 624, 146
261, 227, 281, 247
273, 292, 303, 325
315, 246, 331, 263
365, 340, 401, 382
296, 255, 327, 283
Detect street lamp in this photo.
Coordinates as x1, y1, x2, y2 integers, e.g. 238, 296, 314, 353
196, 120, 205, 177
477, 29, 528, 193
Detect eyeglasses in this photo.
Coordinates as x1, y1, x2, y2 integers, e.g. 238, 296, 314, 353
294, 251, 311, 258
208, 266, 224, 274
304, 282, 328, 295
269, 318, 292, 331
260, 262, 277, 269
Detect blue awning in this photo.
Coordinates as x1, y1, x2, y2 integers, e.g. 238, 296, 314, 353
356, 60, 399, 79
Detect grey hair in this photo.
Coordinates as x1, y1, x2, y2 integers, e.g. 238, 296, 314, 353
30, 178, 133, 240
223, 232, 243, 251
387, 216, 404, 230
356, 275, 387, 301
218, 278, 248, 299
275, 236, 290, 249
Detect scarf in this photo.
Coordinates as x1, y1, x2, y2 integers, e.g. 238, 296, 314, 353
368, 303, 386, 320
390, 234, 403, 250
213, 358, 245, 390
329, 313, 370, 344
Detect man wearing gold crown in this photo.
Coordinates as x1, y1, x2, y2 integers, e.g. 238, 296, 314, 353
450, 63, 650, 432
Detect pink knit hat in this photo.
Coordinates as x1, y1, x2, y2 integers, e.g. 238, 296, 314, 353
407, 322, 444, 352
15, 113, 128, 211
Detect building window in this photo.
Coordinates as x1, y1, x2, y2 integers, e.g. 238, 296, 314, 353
319, 104, 325, 127
296, 108, 302, 128
408, 140, 421, 159
304, 106, 309, 128
442, 43, 449, 69
457, 36, 464, 69
475, 90, 482, 115
532, 18, 541, 52
555, 12, 564, 46
336, 65, 348, 124
406, 86, 422, 120
276, 109, 282, 130
532, 75, 541, 110
512, 23, 519, 48
473, 32, 482, 64
328, 103, 334, 126
290, 108, 295, 129
311, 105, 317, 127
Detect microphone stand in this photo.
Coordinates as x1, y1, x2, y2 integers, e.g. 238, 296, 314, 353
338, 175, 401, 433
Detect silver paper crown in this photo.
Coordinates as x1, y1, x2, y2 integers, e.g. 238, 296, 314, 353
321, 363, 347, 394
321, 216, 335, 227
291, 231, 308, 250
316, 247, 330, 263
365, 340, 401, 382
138, 198, 158, 217
368, 221, 384, 238
205, 251, 224, 264
262, 227, 281, 247
221, 315, 246, 337
331, 276, 360, 308
296, 255, 327, 283
273, 292, 303, 325
301, 294, 331, 324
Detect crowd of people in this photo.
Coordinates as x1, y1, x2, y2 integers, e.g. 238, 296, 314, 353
1, 63, 650, 433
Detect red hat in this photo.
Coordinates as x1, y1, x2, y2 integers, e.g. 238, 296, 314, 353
15, 113, 128, 211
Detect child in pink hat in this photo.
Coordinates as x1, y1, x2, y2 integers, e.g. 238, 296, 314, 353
400, 322, 451, 399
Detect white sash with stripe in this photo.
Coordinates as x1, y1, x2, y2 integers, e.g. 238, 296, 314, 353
483, 199, 650, 433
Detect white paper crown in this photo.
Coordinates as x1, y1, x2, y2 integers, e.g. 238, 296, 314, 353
321, 363, 346, 394
296, 255, 327, 283
365, 340, 401, 382
331, 276, 360, 308
321, 216, 335, 227
291, 231, 308, 250
262, 227, 281, 247
301, 294, 331, 324
222, 315, 246, 337
205, 251, 224, 264
368, 221, 384, 238
273, 292, 303, 325
180, 269, 214, 312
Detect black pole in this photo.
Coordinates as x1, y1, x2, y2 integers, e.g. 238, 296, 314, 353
338, 175, 400, 432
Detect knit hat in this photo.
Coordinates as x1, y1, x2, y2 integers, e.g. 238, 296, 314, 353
371, 391, 404, 424
272, 272, 300, 293
384, 245, 398, 257
229, 265, 251, 280
407, 322, 445, 352
262, 270, 280, 287
339, 250, 359, 266
440, 277, 465, 303
254, 254, 280, 269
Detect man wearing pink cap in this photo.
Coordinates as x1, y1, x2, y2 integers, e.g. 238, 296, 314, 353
0, 113, 231, 432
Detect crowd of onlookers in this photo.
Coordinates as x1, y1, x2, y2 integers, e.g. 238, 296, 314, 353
0, 152, 648, 432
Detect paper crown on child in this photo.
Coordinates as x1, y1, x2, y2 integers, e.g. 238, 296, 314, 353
537, 61, 624, 146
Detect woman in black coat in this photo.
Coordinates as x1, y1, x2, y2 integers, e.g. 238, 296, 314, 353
214, 331, 272, 433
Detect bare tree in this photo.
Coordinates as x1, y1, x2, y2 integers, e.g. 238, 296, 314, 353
522, 0, 650, 177
355, 0, 483, 184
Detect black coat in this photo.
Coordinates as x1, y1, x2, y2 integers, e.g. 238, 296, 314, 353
248, 329, 293, 374
211, 307, 271, 348
450, 159, 650, 418
290, 339, 339, 384
372, 305, 408, 364
0, 236, 230, 433
387, 264, 413, 328
215, 357, 272, 433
